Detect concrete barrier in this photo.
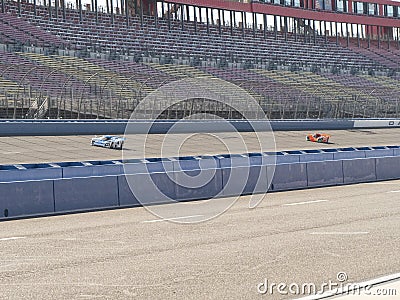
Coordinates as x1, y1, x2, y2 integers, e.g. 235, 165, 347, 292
363, 146, 394, 158
78, 160, 123, 176
267, 151, 301, 164
219, 153, 271, 196
117, 175, 141, 207
0, 163, 62, 182
307, 160, 344, 187
217, 154, 249, 168
333, 148, 366, 160
122, 158, 150, 175
119, 172, 177, 206
0, 180, 54, 219
221, 165, 269, 196
391, 146, 400, 156
388, 146, 400, 156
143, 157, 174, 173
269, 163, 307, 191
60, 161, 123, 178
171, 156, 223, 201
342, 158, 376, 184
54, 176, 119, 212
353, 119, 400, 128
375, 156, 400, 180
3, 143, 400, 220
0, 119, 357, 136
175, 169, 223, 200
281, 151, 303, 163
300, 149, 335, 162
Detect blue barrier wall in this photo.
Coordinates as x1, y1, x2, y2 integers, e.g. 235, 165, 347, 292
175, 169, 223, 201
54, 176, 119, 212
299, 150, 335, 163
2, 152, 400, 220
0, 145, 398, 183
0, 180, 54, 218
364, 147, 394, 158
270, 163, 308, 191
375, 156, 400, 180
342, 158, 377, 184
118, 175, 142, 207
61, 161, 123, 178
0, 164, 63, 182
333, 148, 366, 160
119, 172, 176, 206
307, 160, 344, 187
221, 165, 269, 197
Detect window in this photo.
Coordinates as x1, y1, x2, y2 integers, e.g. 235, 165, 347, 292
385, 5, 394, 17
353, 1, 364, 14
395, 6, 399, 17
316, 0, 323, 9
317, 0, 332, 10
368, 3, 378, 15
294, 0, 301, 7
284, 0, 291, 6
363, 2, 368, 14
325, 0, 332, 10
336, 0, 347, 12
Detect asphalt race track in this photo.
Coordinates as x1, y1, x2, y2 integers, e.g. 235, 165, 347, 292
0, 128, 399, 164
0, 128, 399, 299
0, 180, 399, 299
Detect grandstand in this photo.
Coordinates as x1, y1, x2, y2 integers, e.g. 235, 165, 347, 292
0, 0, 399, 119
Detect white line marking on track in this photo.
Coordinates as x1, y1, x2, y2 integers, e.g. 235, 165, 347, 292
387, 190, 400, 193
1, 152, 21, 155
143, 214, 204, 223
0, 237, 25, 241
295, 272, 400, 300
283, 200, 329, 206
310, 232, 369, 235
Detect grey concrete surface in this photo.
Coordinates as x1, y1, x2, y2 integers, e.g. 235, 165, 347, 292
0, 128, 398, 164
0, 180, 399, 299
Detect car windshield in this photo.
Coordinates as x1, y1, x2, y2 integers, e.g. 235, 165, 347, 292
101, 136, 110, 141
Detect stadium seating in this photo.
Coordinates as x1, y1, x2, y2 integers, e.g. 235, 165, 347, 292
2, 1, 382, 70
0, 0, 399, 119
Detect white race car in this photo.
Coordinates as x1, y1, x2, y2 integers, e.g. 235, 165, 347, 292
91, 135, 125, 150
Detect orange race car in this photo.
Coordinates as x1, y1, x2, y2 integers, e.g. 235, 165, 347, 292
306, 133, 331, 143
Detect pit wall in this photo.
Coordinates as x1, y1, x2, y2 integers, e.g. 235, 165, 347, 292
1, 145, 400, 220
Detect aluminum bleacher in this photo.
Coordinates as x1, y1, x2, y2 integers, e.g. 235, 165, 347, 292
0, 1, 398, 119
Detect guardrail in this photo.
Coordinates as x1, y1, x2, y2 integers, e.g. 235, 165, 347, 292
0, 118, 399, 136
1, 146, 400, 220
